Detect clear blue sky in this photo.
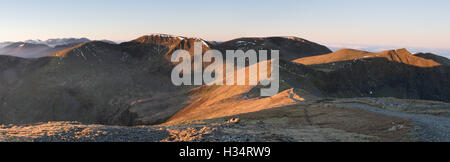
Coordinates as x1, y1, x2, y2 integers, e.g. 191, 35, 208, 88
1, 0, 449, 50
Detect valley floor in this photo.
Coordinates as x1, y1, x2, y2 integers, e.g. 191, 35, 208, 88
1, 97, 448, 142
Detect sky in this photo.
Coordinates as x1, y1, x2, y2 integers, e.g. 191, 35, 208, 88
0, 0, 449, 56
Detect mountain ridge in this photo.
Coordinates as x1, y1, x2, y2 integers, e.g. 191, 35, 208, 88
0, 34, 449, 126
0, 38, 116, 58
293, 48, 442, 68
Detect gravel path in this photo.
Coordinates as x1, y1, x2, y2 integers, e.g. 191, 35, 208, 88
333, 102, 450, 142
367, 98, 450, 111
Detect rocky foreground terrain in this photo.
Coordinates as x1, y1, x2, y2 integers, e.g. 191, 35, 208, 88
1, 97, 448, 142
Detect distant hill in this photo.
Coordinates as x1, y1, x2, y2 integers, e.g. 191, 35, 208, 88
125, 34, 212, 60
0, 42, 54, 58
0, 38, 116, 58
24, 38, 90, 47
0, 41, 14, 48
0, 38, 91, 58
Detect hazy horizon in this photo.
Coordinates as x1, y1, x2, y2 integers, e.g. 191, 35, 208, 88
1, 0, 449, 56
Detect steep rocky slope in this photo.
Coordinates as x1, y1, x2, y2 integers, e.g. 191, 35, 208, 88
0, 42, 54, 58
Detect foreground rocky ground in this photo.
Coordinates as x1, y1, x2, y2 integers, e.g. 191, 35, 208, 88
1, 97, 448, 142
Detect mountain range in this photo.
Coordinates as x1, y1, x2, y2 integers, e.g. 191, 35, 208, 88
0, 38, 116, 58
0, 34, 448, 127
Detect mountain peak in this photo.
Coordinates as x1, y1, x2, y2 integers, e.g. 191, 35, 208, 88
282, 36, 308, 42
132, 34, 208, 43
4, 42, 50, 49
129, 34, 212, 52
132, 34, 186, 44
380, 48, 411, 55
0, 38, 92, 58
